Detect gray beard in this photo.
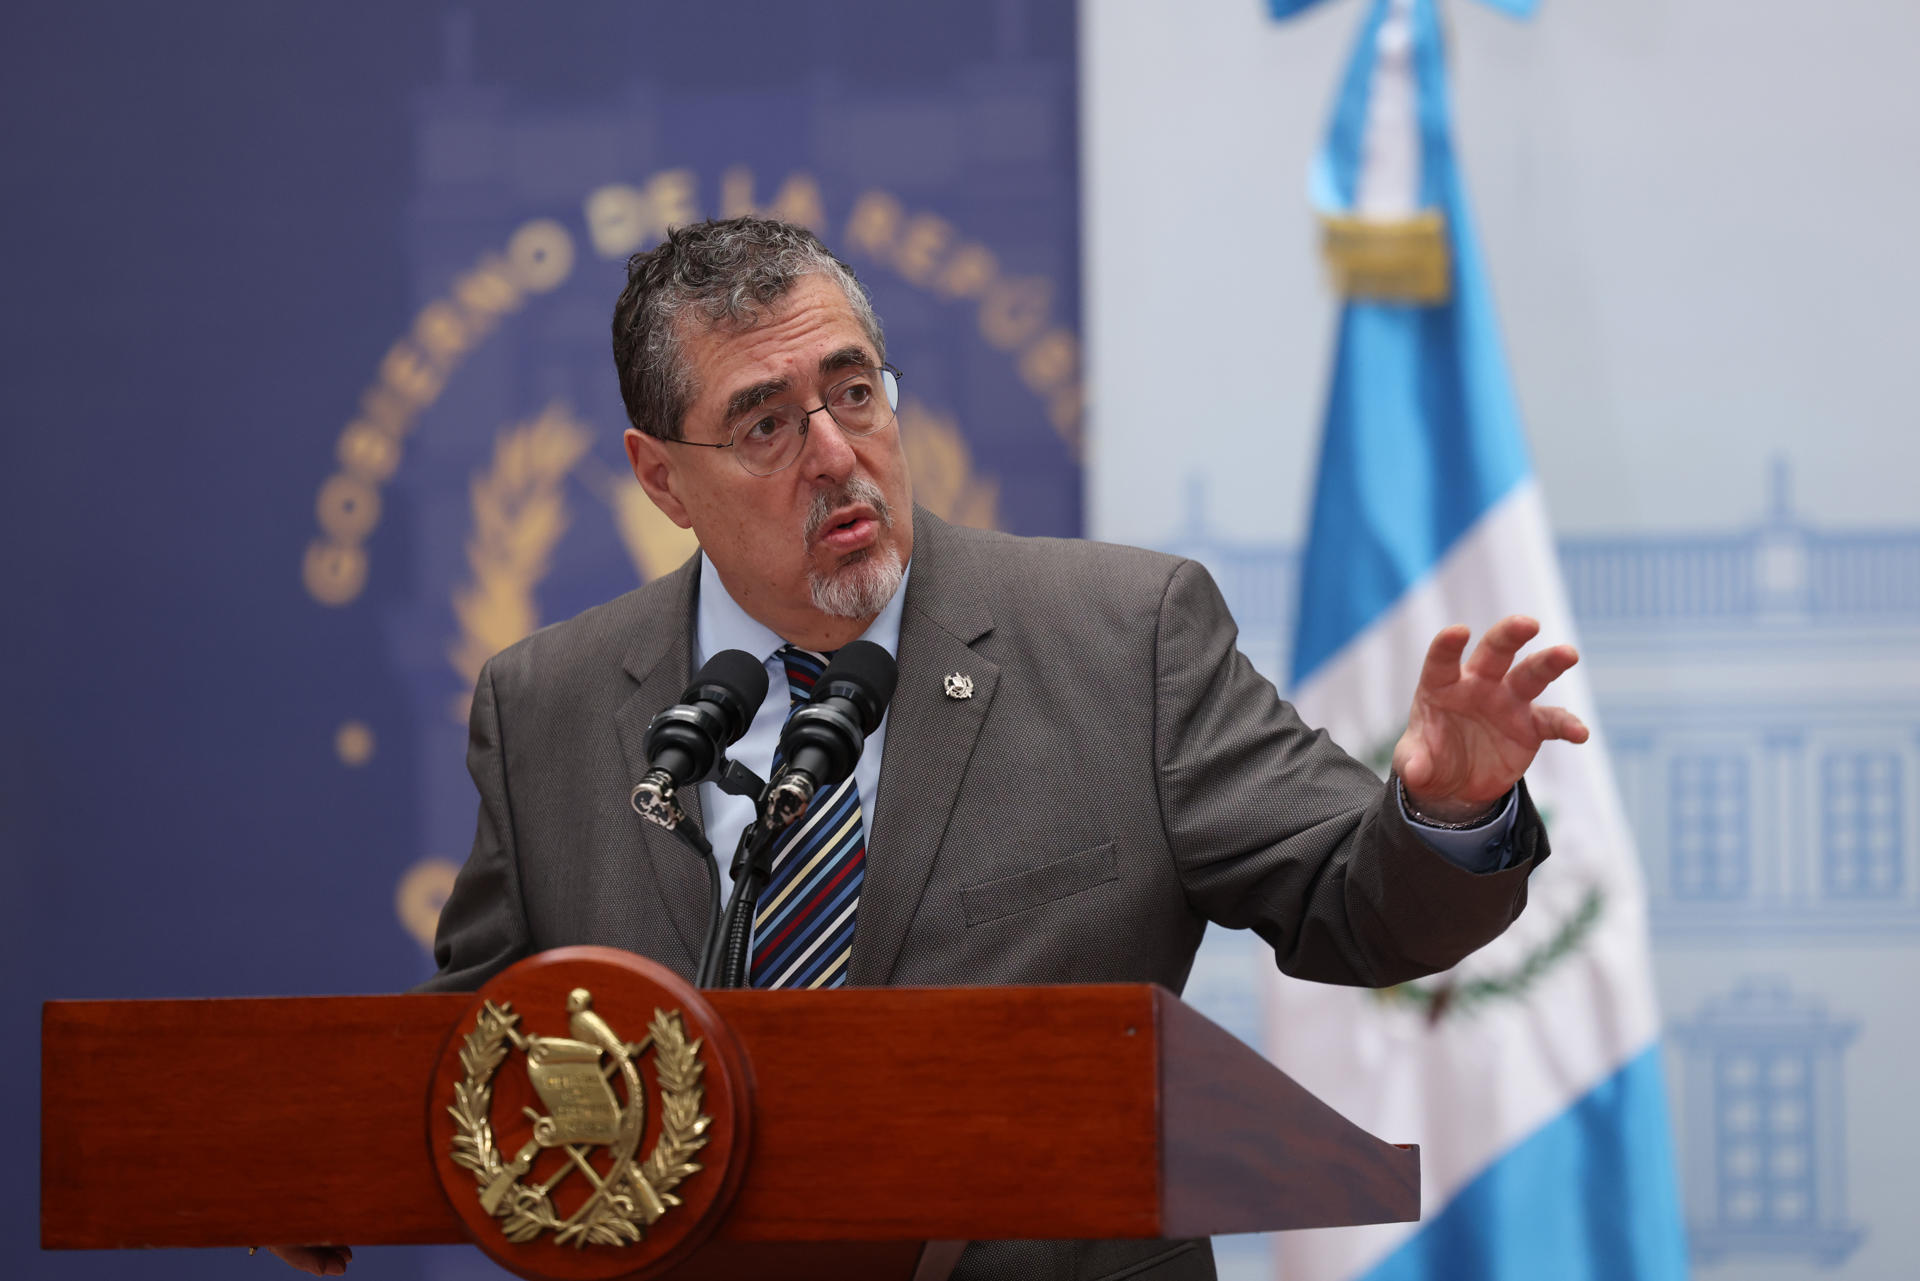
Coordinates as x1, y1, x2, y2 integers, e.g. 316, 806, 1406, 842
802, 475, 903, 619
808, 542, 905, 619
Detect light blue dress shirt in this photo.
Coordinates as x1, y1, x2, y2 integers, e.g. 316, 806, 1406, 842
694, 554, 909, 903
690, 552, 1518, 905
1397, 783, 1518, 873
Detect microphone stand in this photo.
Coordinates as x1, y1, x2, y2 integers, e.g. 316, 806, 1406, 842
706, 821, 778, 989
683, 760, 772, 988
703, 772, 818, 989
635, 758, 772, 989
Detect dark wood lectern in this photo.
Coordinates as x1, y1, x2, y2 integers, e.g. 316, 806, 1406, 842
42, 947, 1417, 1280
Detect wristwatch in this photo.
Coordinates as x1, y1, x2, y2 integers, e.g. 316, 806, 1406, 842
1397, 775, 1508, 830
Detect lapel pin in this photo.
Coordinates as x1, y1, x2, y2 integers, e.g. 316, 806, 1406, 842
943, 671, 974, 700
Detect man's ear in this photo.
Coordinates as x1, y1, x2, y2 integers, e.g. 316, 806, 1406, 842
624, 428, 693, 529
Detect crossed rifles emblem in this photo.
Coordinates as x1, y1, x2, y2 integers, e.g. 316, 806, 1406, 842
449, 987, 710, 1248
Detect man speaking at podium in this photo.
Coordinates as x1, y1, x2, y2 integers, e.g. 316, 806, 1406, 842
282, 217, 1587, 1279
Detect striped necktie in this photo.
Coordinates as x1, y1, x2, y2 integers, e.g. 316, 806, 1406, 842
750, 645, 866, 989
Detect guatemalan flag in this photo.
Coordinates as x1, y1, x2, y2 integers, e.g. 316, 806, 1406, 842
1265, 2, 1688, 1278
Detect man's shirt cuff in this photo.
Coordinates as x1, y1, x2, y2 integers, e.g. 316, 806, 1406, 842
1398, 784, 1519, 873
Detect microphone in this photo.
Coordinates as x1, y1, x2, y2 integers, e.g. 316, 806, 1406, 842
630, 649, 769, 833
762, 640, 898, 828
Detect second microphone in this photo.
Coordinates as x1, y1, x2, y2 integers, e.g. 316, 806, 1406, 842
762, 640, 898, 829
630, 648, 768, 832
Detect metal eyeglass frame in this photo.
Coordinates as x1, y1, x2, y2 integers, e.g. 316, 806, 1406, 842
658, 363, 903, 477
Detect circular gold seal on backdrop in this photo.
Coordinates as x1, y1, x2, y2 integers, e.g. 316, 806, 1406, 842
428, 948, 751, 1281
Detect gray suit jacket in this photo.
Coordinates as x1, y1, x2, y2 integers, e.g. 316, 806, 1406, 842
426, 510, 1548, 1280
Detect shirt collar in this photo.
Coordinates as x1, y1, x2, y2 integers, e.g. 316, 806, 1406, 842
695, 553, 911, 667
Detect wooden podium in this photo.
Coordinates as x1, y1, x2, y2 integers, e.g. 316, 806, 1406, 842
41, 947, 1418, 1280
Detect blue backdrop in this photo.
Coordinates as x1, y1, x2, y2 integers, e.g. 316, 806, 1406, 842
2, 4, 1080, 1278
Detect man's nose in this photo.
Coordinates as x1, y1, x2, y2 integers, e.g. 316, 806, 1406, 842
799, 405, 859, 479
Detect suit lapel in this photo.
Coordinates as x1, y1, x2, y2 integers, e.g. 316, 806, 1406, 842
611, 555, 712, 972
853, 513, 997, 986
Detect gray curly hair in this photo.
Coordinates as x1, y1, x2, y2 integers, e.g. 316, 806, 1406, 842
611, 217, 887, 441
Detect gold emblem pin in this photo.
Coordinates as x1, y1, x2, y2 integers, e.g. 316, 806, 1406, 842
943, 672, 974, 700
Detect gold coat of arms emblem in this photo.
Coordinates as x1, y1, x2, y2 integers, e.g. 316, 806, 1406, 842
445, 987, 711, 1247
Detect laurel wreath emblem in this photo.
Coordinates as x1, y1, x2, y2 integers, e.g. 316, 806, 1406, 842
447, 999, 712, 1247
1375, 886, 1605, 1022
447, 405, 594, 699
1355, 737, 1602, 1023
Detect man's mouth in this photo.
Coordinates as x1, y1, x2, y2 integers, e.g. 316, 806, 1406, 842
815, 505, 881, 553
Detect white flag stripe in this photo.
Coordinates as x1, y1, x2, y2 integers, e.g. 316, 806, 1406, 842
1355, 0, 1420, 219
1272, 481, 1663, 1279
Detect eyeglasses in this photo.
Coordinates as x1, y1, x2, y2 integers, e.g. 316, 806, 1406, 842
665, 364, 902, 477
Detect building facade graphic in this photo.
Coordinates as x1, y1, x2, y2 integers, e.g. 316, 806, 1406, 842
1165, 460, 1912, 1275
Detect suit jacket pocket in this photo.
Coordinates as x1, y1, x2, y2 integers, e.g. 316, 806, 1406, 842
961, 843, 1118, 926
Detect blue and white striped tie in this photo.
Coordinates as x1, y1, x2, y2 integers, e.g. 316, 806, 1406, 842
750, 645, 866, 989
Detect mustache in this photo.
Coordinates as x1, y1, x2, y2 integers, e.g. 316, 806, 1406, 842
803, 477, 893, 544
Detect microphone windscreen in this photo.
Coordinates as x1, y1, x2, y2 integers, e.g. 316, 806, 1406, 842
689, 648, 770, 716
819, 640, 898, 729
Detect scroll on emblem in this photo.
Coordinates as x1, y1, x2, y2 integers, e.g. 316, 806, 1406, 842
445, 986, 712, 1249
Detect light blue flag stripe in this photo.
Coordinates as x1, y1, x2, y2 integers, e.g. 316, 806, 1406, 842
1360, 1045, 1690, 1281
1288, 0, 1533, 687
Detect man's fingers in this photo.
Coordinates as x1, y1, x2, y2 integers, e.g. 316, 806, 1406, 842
1417, 625, 1471, 691
1397, 743, 1434, 791
1506, 644, 1579, 703
267, 1246, 353, 1276
1464, 614, 1540, 683
1532, 704, 1589, 744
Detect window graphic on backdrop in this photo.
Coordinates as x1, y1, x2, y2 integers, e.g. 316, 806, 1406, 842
1672, 977, 1863, 1268
290, 10, 1082, 964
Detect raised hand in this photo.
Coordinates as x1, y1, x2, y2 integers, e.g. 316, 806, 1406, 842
1392, 615, 1588, 823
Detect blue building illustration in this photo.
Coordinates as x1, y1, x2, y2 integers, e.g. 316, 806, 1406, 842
1565, 462, 1920, 942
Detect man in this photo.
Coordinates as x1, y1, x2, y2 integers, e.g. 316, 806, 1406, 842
273, 217, 1586, 1279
